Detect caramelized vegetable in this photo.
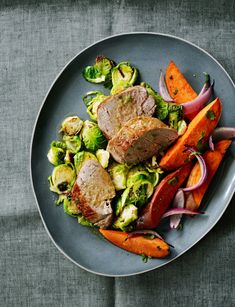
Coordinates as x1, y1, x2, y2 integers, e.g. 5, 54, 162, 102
160, 98, 222, 170
165, 61, 197, 103
136, 163, 192, 229
99, 229, 170, 258
185, 140, 232, 210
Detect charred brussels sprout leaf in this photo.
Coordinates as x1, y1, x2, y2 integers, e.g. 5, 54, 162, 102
83, 56, 114, 84
112, 62, 138, 86
81, 120, 107, 151
111, 62, 138, 94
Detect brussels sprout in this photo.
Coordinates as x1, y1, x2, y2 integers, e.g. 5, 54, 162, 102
112, 62, 138, 86
48, 163, 76, 194
113, 204, 138, 231
64, 197, 80, 217
115, 187, 130, 216
168, 103, 183, 130
83, 91, 108, 121
74, 151, 97, 173
126, 165, 152, 187
81, 120, 107, 151
108, 163, 129, 191
96, 149, 110, 168
82, 56, 114, 84
110, 81, 132, 95
141, 82, 183, 128
64, 150, 74, 164
83, 91, 103, 107
126, 180, 154, 207
115, 179, 154, 216
177, 119, 187, 136
61, 116, 83, 136
47, 146, 65, 166
141, 82, 169, 120
51, 141, 67, 150
145, 157, 164, 186
63, 135, 82, 153
78, 215, 94, 227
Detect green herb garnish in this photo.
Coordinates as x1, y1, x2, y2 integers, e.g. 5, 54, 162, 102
206, 110, 216, 120
141, 254, 151, 263
168, 176, 179, 185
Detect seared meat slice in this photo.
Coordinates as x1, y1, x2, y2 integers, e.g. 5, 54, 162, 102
97, 86, 156, 139
107, 116, 178, 164
72, 160, 116, 228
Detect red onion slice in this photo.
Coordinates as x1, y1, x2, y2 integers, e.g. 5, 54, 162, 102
198, 73, 210, 96
182, 149, 207, 193
212, 127, 235, 143
170, 189, 185, 229
182, 83, 213, 118
162, 208, 204, 218
209, 135, 215, 151
159, 70, 174, 102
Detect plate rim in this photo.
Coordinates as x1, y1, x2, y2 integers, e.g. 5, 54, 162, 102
30, 32, 235, 277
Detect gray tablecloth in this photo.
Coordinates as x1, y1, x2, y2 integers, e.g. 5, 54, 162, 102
1, 1, 234, 306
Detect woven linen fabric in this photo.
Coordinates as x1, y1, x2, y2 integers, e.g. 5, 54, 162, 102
0, 0, 234, 306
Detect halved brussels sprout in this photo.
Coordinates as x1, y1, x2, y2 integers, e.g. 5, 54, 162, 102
84, 92, 108, 121
63, 135, 82, 153
126, 180, 154, 207
83, 56, 114, 84
47, 146, 65, 166
81, 120, 107, 151
78, 215, 94, 227
141, 82, 169, 120
48, 163, 76, 194
144, 157, 164, 186
113, 204, 138, 231
83, 91, 103, 107
108, 163, 130, 191
141, 82, 183, 128
110, 81, 132, 95
126, 165, 152, 187
115, 179, 154, 216
74, 151, 97, 173
64, 197, 80, 217
112, 62, 138, 86
61, 116, 83, 136
177, 119, 187, 136
96, 149, 110, 168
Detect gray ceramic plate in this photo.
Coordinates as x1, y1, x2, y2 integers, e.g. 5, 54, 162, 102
30, 33, 235, 277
